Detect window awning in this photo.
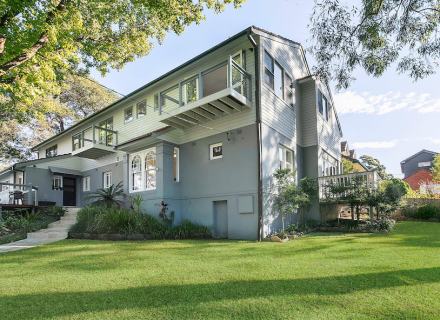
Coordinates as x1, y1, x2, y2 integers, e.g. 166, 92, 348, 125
49, 167, 82, 176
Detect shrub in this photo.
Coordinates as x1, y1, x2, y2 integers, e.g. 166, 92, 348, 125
401, 204, 418, 218
84, 182, 125, 208
70, 206, 106, 234
100, 208, 142, 234
414, 205, 440, 220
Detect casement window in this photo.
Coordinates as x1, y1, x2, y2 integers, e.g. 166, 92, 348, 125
284, 73, 293, 106
183, 78, 199, 105
318, 90, 333, 123
137, 100, 147, 118
103, 171, 112, 189
274, 61, 283, 98
1, 180, 10, 191
124, 106, 133, 124
264, 51, 275, 89
52, 175, 63, 190
99, 117, 113, 146
210, 142, 223, 160
174, 148, 179, 182
83, 176, 91, 192
418, 161, 431, 167
46, 145, 57, 158
279, 146, 293, 170
72, 133, 82, 151
129, 148, 157, 192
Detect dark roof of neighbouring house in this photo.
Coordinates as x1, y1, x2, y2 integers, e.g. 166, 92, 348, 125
349, 150, 356, 159
400, 149, 438, 172
341, 141, 347, 152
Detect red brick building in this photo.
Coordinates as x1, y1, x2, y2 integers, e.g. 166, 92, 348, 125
403, 169, 433, 191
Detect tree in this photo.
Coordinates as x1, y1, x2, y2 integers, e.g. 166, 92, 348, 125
0, 74, 119, 166
359, 155, 393, 180
308, 0, 440, 90
341, 157, 358, 174
274, 169, 297, 230
0, 0, 245, 123
431, 154, 440, 183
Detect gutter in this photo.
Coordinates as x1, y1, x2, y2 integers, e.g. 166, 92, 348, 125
247, 29, 263, 241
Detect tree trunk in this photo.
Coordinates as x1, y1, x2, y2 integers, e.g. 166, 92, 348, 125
370, 206, 374, 226
351, 204, 354, 221
356, 204, 360, 222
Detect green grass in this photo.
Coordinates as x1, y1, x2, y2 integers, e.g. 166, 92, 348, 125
1, 221, 440, 319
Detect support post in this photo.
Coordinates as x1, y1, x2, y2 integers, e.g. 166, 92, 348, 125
178, 80, 182, 107
198, 70, 203, 99
28, 183, 33, 207
81, 130, 85, 149
92, 124, 95, 144
158, 91, 162, 115
227, 55, 232, 88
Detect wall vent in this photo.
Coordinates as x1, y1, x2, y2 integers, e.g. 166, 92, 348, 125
116, 156, 121, 162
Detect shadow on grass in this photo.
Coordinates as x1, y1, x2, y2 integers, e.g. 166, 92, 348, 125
1, 267, 440, 319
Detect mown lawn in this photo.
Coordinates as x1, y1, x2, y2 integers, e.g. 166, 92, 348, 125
1, 221, 440, 319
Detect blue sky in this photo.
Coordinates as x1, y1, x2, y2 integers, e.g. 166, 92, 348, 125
90, 0, 440, 178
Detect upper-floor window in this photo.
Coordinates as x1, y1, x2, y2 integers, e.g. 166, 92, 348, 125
419, 161, 431, 167
137, 100, 146, 118
318, 90, 332, 124
124, 106, 133, 124
279, 146, 293, 170
103, 171, 112, 189
129, 148, 156, 193
264, 51, 275, 89
72, 133, 82, 151
46, 145, 57, 158
284, 73, 293, 106
210, 142, 223, 160
52, 175, 63, 190
99, 117, 113, 146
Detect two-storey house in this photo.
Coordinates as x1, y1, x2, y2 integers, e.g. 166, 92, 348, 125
0, 26, 343, 240
401, 149, 438, 191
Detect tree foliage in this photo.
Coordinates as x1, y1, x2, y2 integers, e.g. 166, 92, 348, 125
341, 157, 358, 174
359, 155, 392, 179
431, 154, 440, 183
309, 0, 440, 90
0, 74, 119, 165
0, 0, 245, 123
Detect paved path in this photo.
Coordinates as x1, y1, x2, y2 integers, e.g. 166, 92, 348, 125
0, 207, 79, 254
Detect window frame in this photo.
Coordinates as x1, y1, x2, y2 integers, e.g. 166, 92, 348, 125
279, 145, 293, 171
210, 142, 223, 160
418, 161, 431, 167
137, 100, 147, 119
264, 50, 275, 90
174, 147, 180, 182
124, 106, 134, 124
129, 147, 157, 193
52, 175, 63, 190
83, 176, 91, 192
46, 145, 58, 158
103, 171, 112, 189
98, 117, 114, 146
283, 72, 293, 106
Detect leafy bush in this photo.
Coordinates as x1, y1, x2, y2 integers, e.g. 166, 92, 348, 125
378, 219, 395, 232
414, 205, 440, 220
84, 182, 125, 208
70, 207, 212, 239
401, 204, 418, 218
42, 206, 67, 217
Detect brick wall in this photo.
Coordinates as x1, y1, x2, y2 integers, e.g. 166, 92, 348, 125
403, 169, 433, 191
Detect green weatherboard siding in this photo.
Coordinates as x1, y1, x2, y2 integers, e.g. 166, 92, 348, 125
0, 221, 439, 319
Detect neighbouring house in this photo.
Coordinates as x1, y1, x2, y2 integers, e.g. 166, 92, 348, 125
401, 149, 438, 191
0, 26, 346, 240
340, 141, 367, 173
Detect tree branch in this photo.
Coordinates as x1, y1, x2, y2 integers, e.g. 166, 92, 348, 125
76, 35, 116, 43
350, 0, 384, 37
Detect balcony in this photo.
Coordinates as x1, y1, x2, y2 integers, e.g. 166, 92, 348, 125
317, 171, 382, 201
71, 125, 118, 159
158, 55, 253, 130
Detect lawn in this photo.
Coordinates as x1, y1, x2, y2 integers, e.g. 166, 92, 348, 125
1, 221, 440, 319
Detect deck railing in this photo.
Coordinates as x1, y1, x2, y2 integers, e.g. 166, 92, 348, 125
158, 55, 252, 115
72, 124, 118, 151
0, 183, 38, 206
317, 171, 382, 201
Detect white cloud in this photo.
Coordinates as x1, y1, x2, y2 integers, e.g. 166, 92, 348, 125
334, 90, 440, 115
352, 140, 399, 149
421, 137, 440, 144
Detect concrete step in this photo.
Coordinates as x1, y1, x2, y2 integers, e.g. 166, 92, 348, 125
48, 222, 76, 229
27, 230, 68, 239
60, 216, 77, 222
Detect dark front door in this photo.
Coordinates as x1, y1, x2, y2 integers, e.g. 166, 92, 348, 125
63, 177, 76, 206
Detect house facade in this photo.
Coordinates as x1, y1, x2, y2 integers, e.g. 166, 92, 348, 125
401, 150, 438, 191
340, 141, 367, 173
0, 27, 343, 240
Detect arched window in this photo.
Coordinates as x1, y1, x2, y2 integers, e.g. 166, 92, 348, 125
132, 155, 142, 191
145, 150, 156, 189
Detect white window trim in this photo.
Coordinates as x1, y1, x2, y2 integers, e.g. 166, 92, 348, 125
52, 175, 63, 190
174, 147, 180, 182
83, 176, 91, 192
103, 171, 112, 189
124, 106, 134, 124
279, 145, 293, 171
210, 142, 223, 160
418, 161, 431, 167
129, 147, 157, 193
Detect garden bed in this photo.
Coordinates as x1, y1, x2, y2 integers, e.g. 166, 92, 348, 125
68, 232, 213, 241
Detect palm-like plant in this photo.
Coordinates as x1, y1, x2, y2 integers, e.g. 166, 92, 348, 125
84, 182, 125, 209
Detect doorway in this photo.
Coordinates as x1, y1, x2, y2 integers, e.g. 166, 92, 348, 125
63, 177, 76, 206
214, 200, 228, 238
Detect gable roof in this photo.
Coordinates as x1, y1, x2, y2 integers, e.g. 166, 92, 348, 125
400, 149, 438, 172
30, 26, 318, 151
